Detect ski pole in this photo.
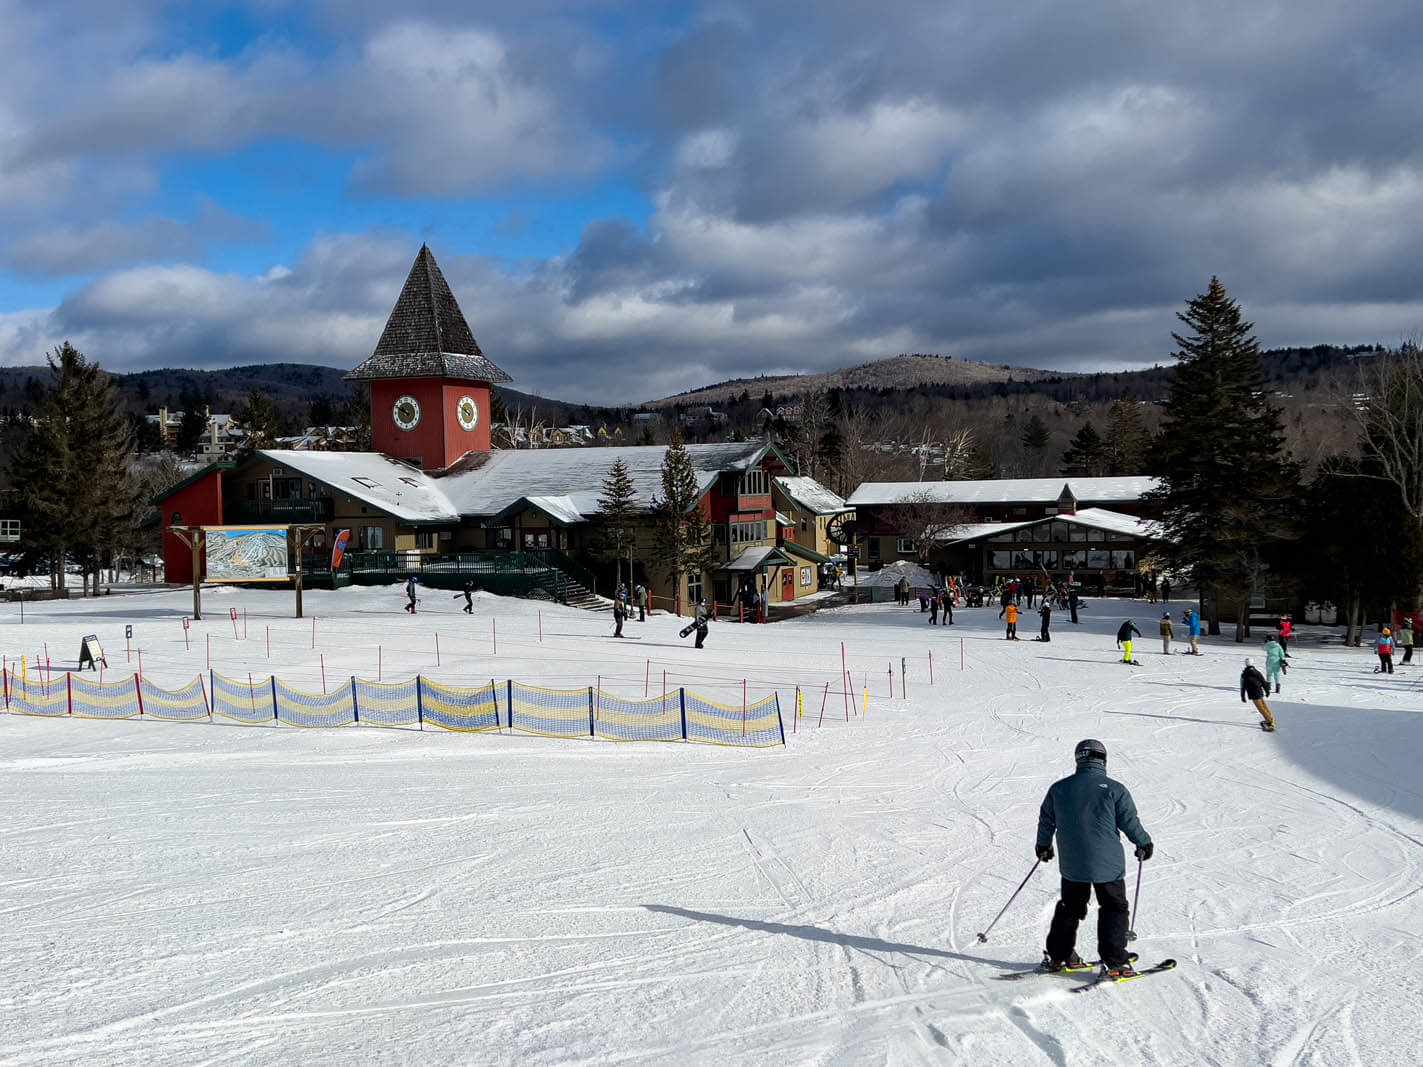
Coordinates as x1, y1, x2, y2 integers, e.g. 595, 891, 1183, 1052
976, 860, 1041, 942
1127, 857, 1143, 942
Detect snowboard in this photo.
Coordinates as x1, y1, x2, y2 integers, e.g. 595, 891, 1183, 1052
679, 623, 697, 639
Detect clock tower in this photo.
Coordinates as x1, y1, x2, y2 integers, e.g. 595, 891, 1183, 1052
346, 244, 513, 470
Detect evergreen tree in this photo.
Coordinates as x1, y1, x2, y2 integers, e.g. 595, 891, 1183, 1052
596, 458, 638, 587
1060, 420, 1110, 477
8, 343, 136, 592
237, 389, 282, 448
1019, 413, 1050, 474
176, 387, 207, 454
650, 432, 716, 606
1146, 278, 1299, 638
1106, 389, 1151, 474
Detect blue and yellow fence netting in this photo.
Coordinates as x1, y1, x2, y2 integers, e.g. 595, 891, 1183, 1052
5, 669, 783, 747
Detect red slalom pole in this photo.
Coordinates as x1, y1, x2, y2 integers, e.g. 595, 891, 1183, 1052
644, 658, 650, 698
841, 642, 850, 721
321, 654, 327, 694
817, 681, 829, 728
793, 685, 800, 734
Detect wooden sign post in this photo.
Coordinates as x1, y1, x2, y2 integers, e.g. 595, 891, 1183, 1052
289, 524, 326, 619
167, 526, 207, 620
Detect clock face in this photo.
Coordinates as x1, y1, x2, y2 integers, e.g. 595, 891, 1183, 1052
392, 395, 421, 431
456, 394, 479, 431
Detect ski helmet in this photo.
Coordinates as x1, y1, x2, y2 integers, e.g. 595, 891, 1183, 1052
1074, 738, 1107, 764
1244, 657, 1253, 667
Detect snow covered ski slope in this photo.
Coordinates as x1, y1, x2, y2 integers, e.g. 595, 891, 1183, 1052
1, 585, 1419, 1064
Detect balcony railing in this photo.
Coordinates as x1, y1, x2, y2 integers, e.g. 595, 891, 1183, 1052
230, 498, 335, 524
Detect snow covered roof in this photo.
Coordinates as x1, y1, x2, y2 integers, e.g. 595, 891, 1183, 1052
935, 508, 1163, 545
847, 476, 1159, 507
775, 476, 850, 515
436, 442, 776, 519
254, 450, 458, 523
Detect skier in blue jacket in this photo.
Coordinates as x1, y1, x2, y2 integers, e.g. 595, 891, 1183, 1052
1035, 739, 1153, 978
1185, 607, 1202, 654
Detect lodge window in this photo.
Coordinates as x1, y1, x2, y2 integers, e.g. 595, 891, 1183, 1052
730, 520, 768, 545
361, 526, 384, 549
739, 469, 768, 495
0, 519, 19, 542
494, 527, 513, 549
415, 530, 435, 550
687, 572, 703, 603
898, 538, 916, 554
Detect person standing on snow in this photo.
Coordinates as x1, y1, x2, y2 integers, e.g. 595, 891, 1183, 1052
1262, 635, 1287, 694
1068, 587, 1081, 625
1375, 628, 1395, 674
1159, 611, 1174, 655
404, 576, 418, 614
1240, 657, 1276, 730
1185, 607, 1202, 654
929, 591, 939, 625
694, 598, 711, 649
455, 580, 474, 614
1038, 599, 1052, 641
635, 583, 648, 622
1278, 615, 1293, 656
1005, 601, 1019, 640
1116, 619, 1141, 663
1397, 618, 1413, 665
941, 587, 954, 625
1035, 739, 1153, 978
612, 596, 626, 638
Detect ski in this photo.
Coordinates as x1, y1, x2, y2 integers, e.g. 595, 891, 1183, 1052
994, 953, 1136, 981
1070, 958, 1177, 993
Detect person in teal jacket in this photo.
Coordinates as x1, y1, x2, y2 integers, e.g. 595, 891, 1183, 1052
1262, 635, 1288, 694
1035, 739, 1153, 976
1185, 607, 1202, 654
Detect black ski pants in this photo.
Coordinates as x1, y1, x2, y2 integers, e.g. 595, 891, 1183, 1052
1045, 877, 1130, 967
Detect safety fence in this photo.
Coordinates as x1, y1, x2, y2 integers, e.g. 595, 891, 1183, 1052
2, 669, 786, 748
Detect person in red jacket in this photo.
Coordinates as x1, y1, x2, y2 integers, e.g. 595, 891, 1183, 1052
1376, 628, 1395, 674
1278, 615, 1293, 656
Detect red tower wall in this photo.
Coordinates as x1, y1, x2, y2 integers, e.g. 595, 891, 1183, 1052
370, 378, 492, 469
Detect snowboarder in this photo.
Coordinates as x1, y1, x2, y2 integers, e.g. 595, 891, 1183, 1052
1375, 628, 1395, 674
1398, 618, 1413, 665
1035, 739, 1153, 978
1240, 657, 1276, 730
1005, 601, 1019, 640
1116, 619, 1141, 664
1278, 615, 1293, 656
1185, 607, 1202, 654
404, 576, 418, 614
1159, 611, 1174, 655
694, 598, 710, 649
455, 581, 474, 614
1263, 635, 1287, 694
1038, 600, 1052, 641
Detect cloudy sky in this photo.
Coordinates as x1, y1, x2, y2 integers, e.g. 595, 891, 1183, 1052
1, 1, 1420, 404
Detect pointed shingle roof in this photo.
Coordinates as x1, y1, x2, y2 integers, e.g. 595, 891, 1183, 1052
346, 245, 513, 384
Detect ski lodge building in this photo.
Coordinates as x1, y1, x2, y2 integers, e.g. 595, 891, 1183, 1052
846, 477, 1164, 592
156, 246, 852, 612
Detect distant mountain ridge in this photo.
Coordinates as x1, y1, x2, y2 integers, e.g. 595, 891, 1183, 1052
647, 354, 1067, 408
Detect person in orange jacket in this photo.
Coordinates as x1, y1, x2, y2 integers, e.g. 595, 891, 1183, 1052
1005, 601, 1020, 640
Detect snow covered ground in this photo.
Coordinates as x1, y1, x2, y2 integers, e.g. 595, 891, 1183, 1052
1, 586, 1419, 1065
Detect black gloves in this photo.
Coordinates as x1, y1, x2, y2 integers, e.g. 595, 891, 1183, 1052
1135, 843, 1154, 861
1035, 845, 1054, 862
